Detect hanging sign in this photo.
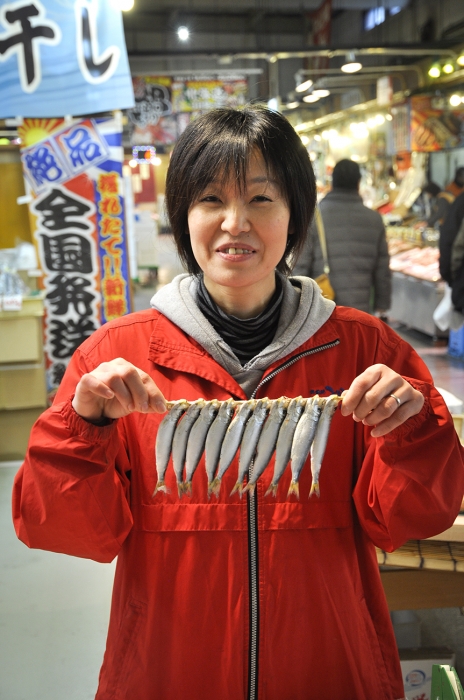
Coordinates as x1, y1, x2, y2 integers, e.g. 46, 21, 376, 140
0, 0, 134, 118
19, 115, 131, 393
411, 95, 464, 152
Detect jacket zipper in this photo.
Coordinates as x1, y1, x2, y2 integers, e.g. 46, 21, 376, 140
246, 338, 340, 700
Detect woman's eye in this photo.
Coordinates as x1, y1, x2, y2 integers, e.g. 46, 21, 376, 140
200, 195, 220, 203
252, 195, 272, 202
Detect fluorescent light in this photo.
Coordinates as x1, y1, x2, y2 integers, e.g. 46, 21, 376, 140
450, 94, 462, 107
428, 63, 441, 78
177, 26, 189, 41
458, 54, 464, 67
341, 52, 362, 73
300, 135, 310, 145
442, 62, 454, 74
302, 94, 320, 103
295, 79, 313, 93
114, 0, 134, 10
285, 101, 299, 109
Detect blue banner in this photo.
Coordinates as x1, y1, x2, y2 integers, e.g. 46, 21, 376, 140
0, 0, 134, 118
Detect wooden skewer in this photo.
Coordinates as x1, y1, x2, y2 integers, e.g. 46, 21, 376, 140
164, 395, 344, 411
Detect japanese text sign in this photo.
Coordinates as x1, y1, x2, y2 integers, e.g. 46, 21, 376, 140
0, 0, 134, 118
20, 115, 131, 394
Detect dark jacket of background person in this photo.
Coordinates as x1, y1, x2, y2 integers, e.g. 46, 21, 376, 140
292, 159, 391, 314
439, 191, 464, 285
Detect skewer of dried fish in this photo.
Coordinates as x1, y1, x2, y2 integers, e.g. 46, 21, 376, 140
205, 399, 235, 497
183, 400, 220, 496
153, 399, 190, 496
242, 397, 287, 495
210, 399, 257, 499
309, 394, 340, 498
172, 399, 206, 497
230, 398, 270, 497
287, 396, 323, 499
265, 397, 306, 497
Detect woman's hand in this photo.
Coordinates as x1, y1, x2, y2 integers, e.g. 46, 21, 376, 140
72, 358, 166, 422
340, 364, 424, 438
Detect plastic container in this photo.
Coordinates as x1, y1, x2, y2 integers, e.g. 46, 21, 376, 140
391, 610, 421, 649
449, 326, 464, 359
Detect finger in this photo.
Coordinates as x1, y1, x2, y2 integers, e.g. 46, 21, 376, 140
341, 365, 400, 418
369, 401, 420, 438
360, 391, 407, 427
77, 373, 115, 400
140, 372, 166, 413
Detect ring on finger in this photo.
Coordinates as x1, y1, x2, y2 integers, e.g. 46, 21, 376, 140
388, 393, 401, 406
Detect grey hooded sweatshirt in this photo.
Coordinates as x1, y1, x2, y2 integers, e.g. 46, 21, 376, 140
151, 272, 335, 397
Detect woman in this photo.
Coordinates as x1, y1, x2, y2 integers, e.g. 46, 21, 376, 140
13, 106, 464, 700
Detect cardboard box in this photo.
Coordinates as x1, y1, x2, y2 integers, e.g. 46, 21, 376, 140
400, 647, 456, 700
0, 406, 45, 460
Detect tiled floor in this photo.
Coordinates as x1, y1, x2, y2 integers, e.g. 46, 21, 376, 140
1, 299, 463, 699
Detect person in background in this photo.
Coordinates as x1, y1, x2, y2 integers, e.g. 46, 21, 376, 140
12, 107, 464, 700
421, 181, 454, 228
439, 191, 464, 286
445, 166, 464, 199
292, 158, 391, 315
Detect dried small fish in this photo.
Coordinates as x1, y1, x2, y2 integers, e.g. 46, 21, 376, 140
183, 400, 220, 496
287, 396, 323, 499
309, 394, 340, 498
153, 400, 190, 496
210, 399, 257, 499
265, 396, 305, 497
230, 398, 270, 497
172, 399, 206, 497
205, 399, 235, 496
242, 398, 287, 495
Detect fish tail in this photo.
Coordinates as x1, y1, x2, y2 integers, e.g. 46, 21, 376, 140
265, 482, 278, 498
287, 481, 300, 499
242, 482, 256, 495
209, 477, 222, 499
152, 480, 169, 497
230, 481, 242, 497
309, 481, 320, 498
184, 481, 192, 497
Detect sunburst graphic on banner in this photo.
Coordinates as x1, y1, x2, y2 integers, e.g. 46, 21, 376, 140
18, 118, 64, 148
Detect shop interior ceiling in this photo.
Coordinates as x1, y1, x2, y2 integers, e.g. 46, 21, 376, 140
124, 0, 464, 123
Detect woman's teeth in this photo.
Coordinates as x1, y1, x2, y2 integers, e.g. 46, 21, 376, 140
224, 248, 249, 254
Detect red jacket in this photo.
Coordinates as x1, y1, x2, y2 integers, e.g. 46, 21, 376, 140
13, 306, 464, 700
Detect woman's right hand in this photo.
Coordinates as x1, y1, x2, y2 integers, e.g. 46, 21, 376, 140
72, 358, 167, 421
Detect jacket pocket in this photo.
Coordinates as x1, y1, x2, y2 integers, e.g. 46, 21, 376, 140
106, 598, 146, 699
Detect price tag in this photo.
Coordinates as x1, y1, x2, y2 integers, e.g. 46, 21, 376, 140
2, 295, 23, 311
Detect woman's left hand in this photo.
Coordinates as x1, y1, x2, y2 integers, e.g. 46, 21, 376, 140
340, 364, 425, 437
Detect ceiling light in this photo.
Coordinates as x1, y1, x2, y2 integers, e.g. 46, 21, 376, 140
114, 0, 134, 10
386, 114, 393, 121
442, 61, 455, 74
300, 135, 310, 145
312, 89, 330, 98
428, 63, 441, 78
314, 134, 322, 141
375, 114, 385, 125
295, 79, 313, 93
302, 94, 320, 103
458, 53, 464, 67
177, 26, 190, 41
321, 130, 330, 140
285, 101, 299, 109
450, 94, 462, 107
341, 52, 362, 73
269, 55, 278, 64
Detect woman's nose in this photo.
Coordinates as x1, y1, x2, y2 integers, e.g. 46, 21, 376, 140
220, 205, 250, 235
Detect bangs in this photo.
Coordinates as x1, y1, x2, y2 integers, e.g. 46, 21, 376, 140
187, 135, 280, 204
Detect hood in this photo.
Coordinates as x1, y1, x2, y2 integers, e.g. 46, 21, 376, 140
151, 272, 334, 394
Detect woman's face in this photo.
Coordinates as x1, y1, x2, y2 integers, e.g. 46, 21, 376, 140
187, 151, 291, 318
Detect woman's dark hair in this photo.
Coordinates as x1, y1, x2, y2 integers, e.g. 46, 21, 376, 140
165, 104, 317, 275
